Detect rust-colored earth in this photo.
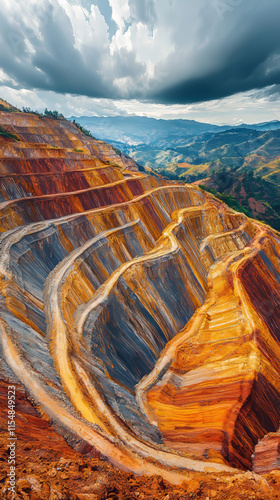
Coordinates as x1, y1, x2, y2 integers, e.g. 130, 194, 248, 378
1, 378, 280, 500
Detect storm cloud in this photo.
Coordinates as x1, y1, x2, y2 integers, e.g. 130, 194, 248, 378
0, 0, 279, 104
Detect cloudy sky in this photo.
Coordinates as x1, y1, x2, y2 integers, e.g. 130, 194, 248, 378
0, 0, 279, 123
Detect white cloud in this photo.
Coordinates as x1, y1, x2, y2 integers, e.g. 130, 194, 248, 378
0, 69, 16, 86
109, 0, 130, 30
58, 1, 109, 51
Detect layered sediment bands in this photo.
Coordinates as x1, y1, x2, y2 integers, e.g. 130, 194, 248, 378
0, 175, 165, 231
1, 107, 280, 483
0, 167, 124, 201
0, 157, 106, 175
139, 224, 280, 470
253, 433, 280, 474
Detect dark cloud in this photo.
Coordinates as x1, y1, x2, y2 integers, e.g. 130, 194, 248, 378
150, 0, 280, 103
112, 48, 146, 79
31, 5, 107, 96
253, 85, 280, 102
0, 0, 279, 105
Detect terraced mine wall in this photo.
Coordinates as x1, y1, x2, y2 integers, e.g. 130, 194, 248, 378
0, 109, 280, 485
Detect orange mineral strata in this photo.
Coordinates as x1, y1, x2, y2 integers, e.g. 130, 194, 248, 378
140, 223, 280, 470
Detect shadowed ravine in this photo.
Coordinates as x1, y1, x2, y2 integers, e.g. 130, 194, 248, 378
1, 109, 280, 485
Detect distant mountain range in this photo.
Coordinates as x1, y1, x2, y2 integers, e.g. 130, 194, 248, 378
69, 115, 227, 146
70, 115, 280, 146
238, 120, 280, 131
70, 115, 280, 174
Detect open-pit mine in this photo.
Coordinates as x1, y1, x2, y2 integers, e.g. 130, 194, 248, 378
0, 103, 280, 499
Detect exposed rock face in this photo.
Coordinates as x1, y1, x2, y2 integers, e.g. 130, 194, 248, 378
0, 107, 280, 489
253, 433, 280, 474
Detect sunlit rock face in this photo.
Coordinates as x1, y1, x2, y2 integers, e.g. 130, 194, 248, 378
0, 108, 280, 483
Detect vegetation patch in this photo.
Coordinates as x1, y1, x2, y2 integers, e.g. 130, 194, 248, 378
22, 107, 44, 116
72, 119, 95, 138
44, 108, 65, 119
199, 184, 251, 216
0, 125, 20, 141
199, 169, 280, 230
